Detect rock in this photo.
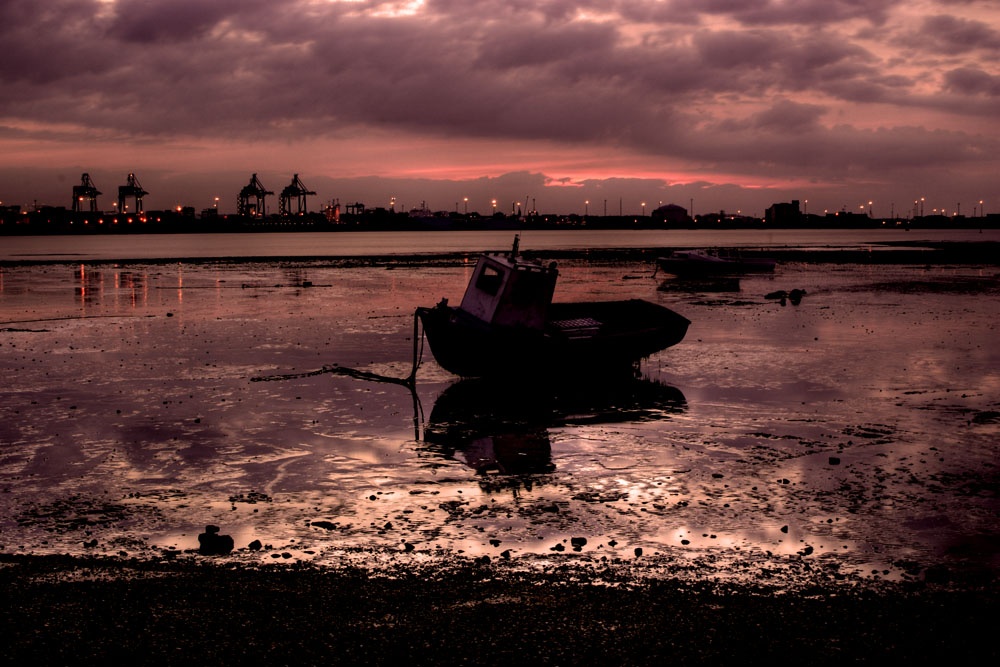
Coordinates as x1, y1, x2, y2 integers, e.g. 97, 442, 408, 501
198, 525, 234, 555
634, 547, 643, 558
829, 456, 841, 465
403, 542, 415, 552
311, 521, 337, 531
248, 539, 262, 551
765, 289, 806, 306
570, 537, 587, 550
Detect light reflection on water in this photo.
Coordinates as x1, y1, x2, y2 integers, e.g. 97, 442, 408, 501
0, 249, 998, 586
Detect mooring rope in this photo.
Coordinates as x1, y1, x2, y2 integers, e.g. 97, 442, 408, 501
250, 309, 427, 389
249, 309, 429, 440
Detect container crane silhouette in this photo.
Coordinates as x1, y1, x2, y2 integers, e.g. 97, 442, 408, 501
72, 173, 102, 212
279, 174, 316, 216
237, 173, 273, 218
117, 173, 148, 214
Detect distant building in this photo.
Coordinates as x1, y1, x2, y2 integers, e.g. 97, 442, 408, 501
765, 200, 802, 226
651, 203, 691, 226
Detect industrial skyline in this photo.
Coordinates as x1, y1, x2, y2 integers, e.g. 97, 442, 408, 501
1, 1, 997, 219
9, 170, 994, 222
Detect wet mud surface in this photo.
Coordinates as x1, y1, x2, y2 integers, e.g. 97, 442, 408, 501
1, 253, 998, 594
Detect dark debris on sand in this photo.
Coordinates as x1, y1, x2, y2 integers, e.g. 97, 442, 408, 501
0, 554, 996, 665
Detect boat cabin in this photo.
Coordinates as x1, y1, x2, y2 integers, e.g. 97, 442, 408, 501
459, 246, 558, 329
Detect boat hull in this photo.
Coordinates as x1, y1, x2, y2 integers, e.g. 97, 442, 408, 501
417, 299, 690, 378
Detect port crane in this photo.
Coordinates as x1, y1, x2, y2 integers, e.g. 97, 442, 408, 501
279, 174, 316, 216
117, 172, 148, 214
237, 173, 273, 218
72, 173, 102, 212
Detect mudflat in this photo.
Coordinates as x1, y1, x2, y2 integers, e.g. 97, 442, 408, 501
2, 243, 998, 663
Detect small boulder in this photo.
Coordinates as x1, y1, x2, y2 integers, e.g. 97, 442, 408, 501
198, 525, 234, 555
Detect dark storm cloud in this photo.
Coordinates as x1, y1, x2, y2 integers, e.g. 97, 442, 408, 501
944, 67, 1000, 96
0, 1, 117, 85
917, 15, 1000, 55
109, 0, 260, 43
629, 0, 901, 27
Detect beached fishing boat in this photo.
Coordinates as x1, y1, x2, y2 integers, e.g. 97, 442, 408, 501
657, 248, 776, 276
416, 237, 690, 378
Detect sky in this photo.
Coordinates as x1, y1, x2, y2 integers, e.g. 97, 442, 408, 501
1, 0, 998, 218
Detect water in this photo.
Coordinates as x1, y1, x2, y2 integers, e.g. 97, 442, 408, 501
1, 231, 998, 587
3, 228, 999, 262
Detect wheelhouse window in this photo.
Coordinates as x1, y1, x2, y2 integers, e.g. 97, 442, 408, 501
475, 265, 504, 296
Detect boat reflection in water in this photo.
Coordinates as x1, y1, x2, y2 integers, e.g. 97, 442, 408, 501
420, 375, 686, 482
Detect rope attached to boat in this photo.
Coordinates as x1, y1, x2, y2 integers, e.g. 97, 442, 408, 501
251, 308, 427, 388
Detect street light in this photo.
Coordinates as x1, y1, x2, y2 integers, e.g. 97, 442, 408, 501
584, 200, 589, 216
491, 199, 497, 216
463, 197, 468, 215
641, 201, 646, 216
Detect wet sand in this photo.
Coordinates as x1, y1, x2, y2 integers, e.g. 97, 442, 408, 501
2, 242, 998, 662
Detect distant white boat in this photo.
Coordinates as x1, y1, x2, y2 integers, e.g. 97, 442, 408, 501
657, 248, 776, 276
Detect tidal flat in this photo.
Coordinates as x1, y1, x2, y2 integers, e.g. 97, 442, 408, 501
1, 247, 998, 661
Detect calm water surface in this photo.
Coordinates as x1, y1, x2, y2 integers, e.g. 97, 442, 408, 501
3, 228, 999, 261
1, 232, 997, 587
